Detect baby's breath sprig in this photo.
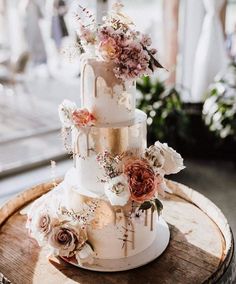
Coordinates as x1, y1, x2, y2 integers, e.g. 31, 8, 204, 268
97, 151, 122, 179
73, 5, 96, 28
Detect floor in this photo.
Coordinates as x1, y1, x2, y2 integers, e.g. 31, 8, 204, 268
0, 75, 80, 176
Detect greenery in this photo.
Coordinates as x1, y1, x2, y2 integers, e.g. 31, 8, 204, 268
203, 63, 236, 140
136, 76, 189, 148
139, 198, 163, 216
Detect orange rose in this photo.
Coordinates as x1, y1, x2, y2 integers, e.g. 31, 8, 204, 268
124, 158, 159, 203
72, 109, 96, 127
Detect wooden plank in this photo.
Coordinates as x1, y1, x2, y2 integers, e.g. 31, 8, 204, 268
0, 180, 233, 284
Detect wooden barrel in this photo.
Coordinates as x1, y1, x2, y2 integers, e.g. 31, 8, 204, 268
0, 180, 234, 284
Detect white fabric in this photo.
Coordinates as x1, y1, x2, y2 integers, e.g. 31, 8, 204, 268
178, 0, 205, 102
191, 0, 228, 102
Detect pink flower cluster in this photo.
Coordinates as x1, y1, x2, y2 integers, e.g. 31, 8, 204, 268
98, 26, 158, 80
72, 109, 96, 128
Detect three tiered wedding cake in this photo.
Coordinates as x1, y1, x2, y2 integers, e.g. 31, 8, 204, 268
26, 3, 184, 270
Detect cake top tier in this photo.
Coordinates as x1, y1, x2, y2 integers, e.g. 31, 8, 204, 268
80, 54, 136, 124
75, 2, 163, 81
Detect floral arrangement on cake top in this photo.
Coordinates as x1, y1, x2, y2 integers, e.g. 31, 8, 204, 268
74, 2, 163, 80
97, 141, 185, 210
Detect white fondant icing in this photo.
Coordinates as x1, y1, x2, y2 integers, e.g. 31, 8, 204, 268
87, 212, 157, 259
80, 57, 136, 124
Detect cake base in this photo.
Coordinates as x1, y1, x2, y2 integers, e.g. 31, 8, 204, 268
61, 217, 170, 272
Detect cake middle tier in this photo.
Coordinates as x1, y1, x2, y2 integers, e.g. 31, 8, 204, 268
72, 110, 147, 196
80, 55, 136, 125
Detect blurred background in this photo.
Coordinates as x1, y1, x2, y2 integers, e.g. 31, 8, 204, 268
0, 0, 236, 233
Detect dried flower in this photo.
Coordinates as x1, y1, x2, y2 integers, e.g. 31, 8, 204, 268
124, 158, 158, 203
97, 151, 122, 179
144, 145, 165, 174
72, 3, 163, 81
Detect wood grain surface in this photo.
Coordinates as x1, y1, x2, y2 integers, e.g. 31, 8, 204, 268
0, 180, 233, 284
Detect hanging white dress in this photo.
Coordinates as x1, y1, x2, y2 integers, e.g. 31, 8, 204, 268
23, 0, 47, 64
191, 0, 228, 102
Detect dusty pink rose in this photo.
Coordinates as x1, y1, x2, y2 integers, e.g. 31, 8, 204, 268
72, 109, 96, 127
124, 158, 159, 202
98, 37, 121, 60
48, 224, 87, 257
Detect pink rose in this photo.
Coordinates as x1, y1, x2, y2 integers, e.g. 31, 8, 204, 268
124, 158, 160, 203
72, 109, 96, 127
98, 37, 121, 60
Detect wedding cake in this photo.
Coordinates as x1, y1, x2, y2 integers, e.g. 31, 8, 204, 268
26, 3, 184, 269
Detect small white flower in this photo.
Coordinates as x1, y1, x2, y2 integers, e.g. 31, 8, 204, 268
76, 242, 94, 265
154, 141, 185, 175
104, 174, 130, 206
58, 100, 77, 128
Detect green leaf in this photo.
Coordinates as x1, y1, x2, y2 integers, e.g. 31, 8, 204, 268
154, 199, 163, 216
139, 201, 152, 211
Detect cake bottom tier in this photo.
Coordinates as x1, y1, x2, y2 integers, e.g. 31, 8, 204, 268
87, 209, 157, 259
63, 170, 157, 259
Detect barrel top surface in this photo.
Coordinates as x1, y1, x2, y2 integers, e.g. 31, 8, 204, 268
0, 180, 233, 284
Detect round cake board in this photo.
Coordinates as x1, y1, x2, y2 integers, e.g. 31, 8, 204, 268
61, 217, 170, 272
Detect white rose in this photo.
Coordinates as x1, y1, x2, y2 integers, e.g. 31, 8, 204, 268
104, 174, 130, 206
26, 196, 59, 246
58, 100, 77, 128
26, 184, 68, 246
76, 242, 94, 265
154, 141, 185, 175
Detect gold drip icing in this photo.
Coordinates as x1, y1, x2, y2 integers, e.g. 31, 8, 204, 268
114, 207, 123, 225
150, 209, 154, 231
124, 215, 128, 257
88, 59, 122, 90
73, 131, 81, 157
144, 210, 148, 226
129, 220, 135, 250
81, 63, 87, 106
86, 131, 90, 157
94, 77, 98, 98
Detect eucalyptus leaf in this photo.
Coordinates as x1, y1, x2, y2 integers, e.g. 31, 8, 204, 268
154, 198, 163, 216
139, 201, 152, 211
